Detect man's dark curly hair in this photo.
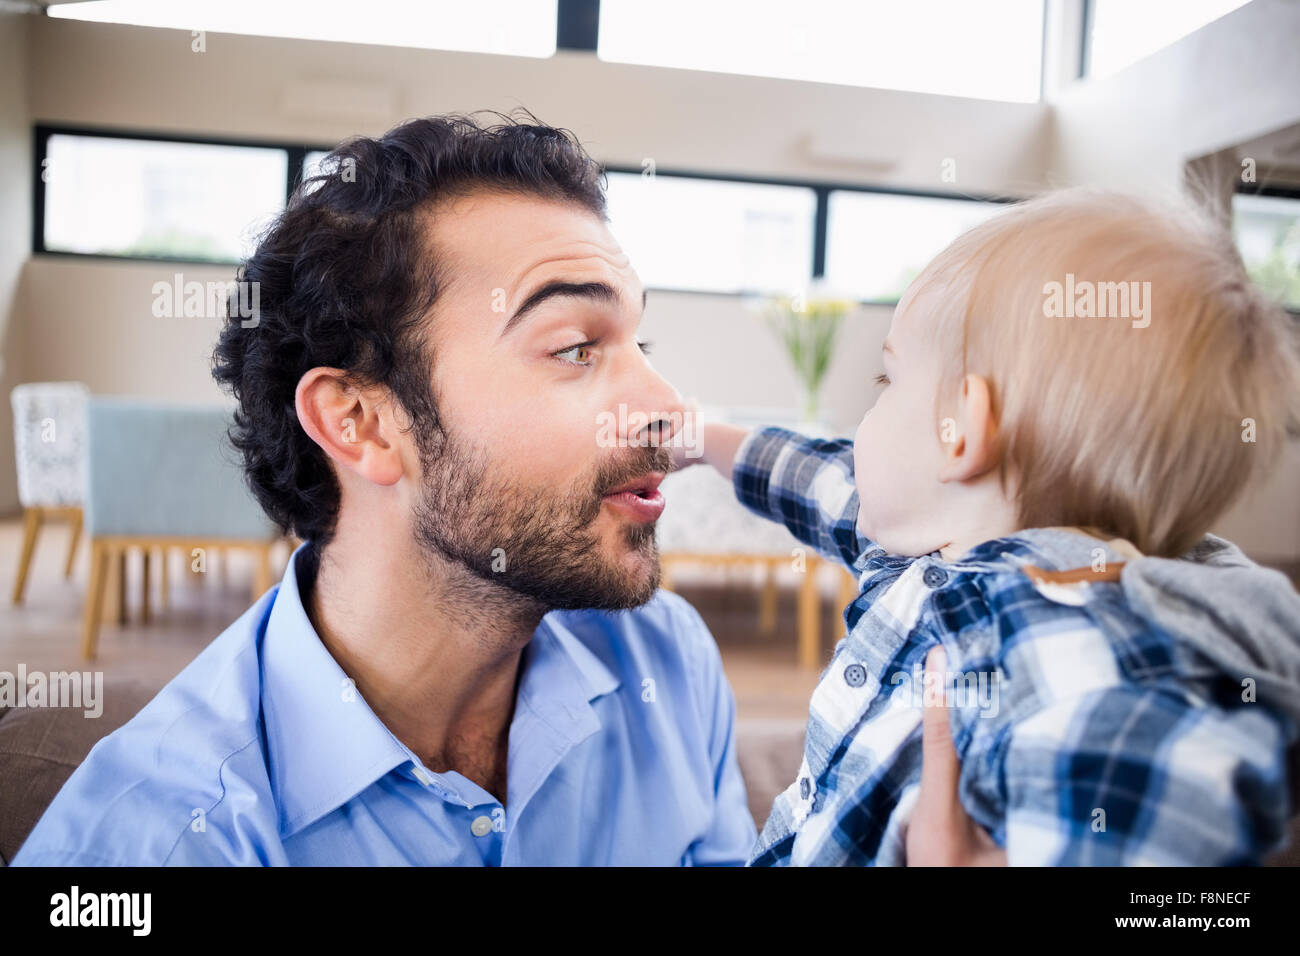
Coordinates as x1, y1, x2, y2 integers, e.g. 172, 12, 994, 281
211, 112, 608, 562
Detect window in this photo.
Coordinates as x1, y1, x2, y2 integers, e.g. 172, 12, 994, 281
50, 0, 558, 57
36, 127, 1002, 298
823, 191, 1004, 302
599, 0, 1045, 103
1233, 191, 1300, 312
604, 171, 816, 295
40, 133, 287, 263
1085, 0, 1252, 79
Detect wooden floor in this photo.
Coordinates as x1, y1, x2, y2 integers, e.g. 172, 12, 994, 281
0, 515, 825, 724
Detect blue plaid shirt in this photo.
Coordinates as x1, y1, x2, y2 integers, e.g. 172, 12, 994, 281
734, 426, 1294, 866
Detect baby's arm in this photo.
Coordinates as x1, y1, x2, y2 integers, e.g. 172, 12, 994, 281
688, 422, 868, 570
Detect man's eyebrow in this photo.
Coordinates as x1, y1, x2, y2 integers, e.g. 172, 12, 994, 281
500, 281, 641, 337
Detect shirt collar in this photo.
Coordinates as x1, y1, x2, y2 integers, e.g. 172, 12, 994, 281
945, 527, 1133, 573
535, 610, 621, 703
259, 544, 411, 838
259, 543, 622, 839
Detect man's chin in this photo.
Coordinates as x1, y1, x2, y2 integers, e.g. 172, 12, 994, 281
475, 529, 661, 613
587, 542, 662, 609
616, 549, 662, 607
553, 534, 661, 611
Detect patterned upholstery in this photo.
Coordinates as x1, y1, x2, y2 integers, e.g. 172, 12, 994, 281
85, 398, 276, 540
10, 382, 89, 509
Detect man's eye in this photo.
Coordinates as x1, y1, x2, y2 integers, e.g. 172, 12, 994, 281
875, 373, 890, 387
553, 342, 596, 365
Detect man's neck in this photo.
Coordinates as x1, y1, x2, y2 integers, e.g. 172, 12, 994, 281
302, 522, 546, 801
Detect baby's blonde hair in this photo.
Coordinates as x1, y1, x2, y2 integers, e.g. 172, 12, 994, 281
912, 188, 1300, 557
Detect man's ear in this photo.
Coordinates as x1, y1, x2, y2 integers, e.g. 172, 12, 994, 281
294, 367, 405, 487
937, 374, 999, 484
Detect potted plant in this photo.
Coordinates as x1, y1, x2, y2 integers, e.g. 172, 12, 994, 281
762, 292, 854, 425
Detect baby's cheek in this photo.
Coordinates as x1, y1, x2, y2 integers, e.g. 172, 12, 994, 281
853, 462, 889, 531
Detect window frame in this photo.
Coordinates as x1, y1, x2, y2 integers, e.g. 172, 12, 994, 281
601, 163, 1017, 303
32, 123, 325, 267
32, 123, 1018, 305
1233, 182, 1300, 317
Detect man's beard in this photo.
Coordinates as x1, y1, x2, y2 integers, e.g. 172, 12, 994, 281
410, 424, 671, 612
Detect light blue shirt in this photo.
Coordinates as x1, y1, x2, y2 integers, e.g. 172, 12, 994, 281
14, 544, 756, 866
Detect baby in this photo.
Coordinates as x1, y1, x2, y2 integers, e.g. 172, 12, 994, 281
688, 188, 1300, 865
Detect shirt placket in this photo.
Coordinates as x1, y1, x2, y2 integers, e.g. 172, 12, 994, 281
798, 561, 943, 825
401, 745, 507, 865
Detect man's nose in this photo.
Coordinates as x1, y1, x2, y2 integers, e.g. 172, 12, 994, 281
623, 366, 687, 450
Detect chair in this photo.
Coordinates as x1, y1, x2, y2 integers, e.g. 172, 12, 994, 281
80, 398, 282, 660
10, 382, 89, 604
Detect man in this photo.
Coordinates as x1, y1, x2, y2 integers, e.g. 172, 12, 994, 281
14, 113, 755, 865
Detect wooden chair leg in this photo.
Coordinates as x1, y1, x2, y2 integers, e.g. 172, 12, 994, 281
81, 540, 109, 660
117, 547, 128, 625
64, 507, 83, 578
160, 546, 170, 613
797, 556, 822, 670
140, 547, 152, 625
11, 507, 42, 605
759, 559, 777, 635
101, 543, 116, 623
252, 544, 273, 600
103, 543, 125, 625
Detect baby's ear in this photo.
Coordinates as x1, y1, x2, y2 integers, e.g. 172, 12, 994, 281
937, 374, 1000, 484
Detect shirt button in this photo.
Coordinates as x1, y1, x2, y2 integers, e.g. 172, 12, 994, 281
923, 567, 948, 588
843, 663, 867, 688
799, 776, 811, 800
471, 815, 493, 837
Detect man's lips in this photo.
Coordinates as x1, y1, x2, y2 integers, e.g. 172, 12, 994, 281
601, 471, 666, 523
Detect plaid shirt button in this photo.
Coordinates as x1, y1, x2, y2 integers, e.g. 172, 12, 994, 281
800, 777, 811, 800
923, 567, 948, 588
843, 663, 867, 687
